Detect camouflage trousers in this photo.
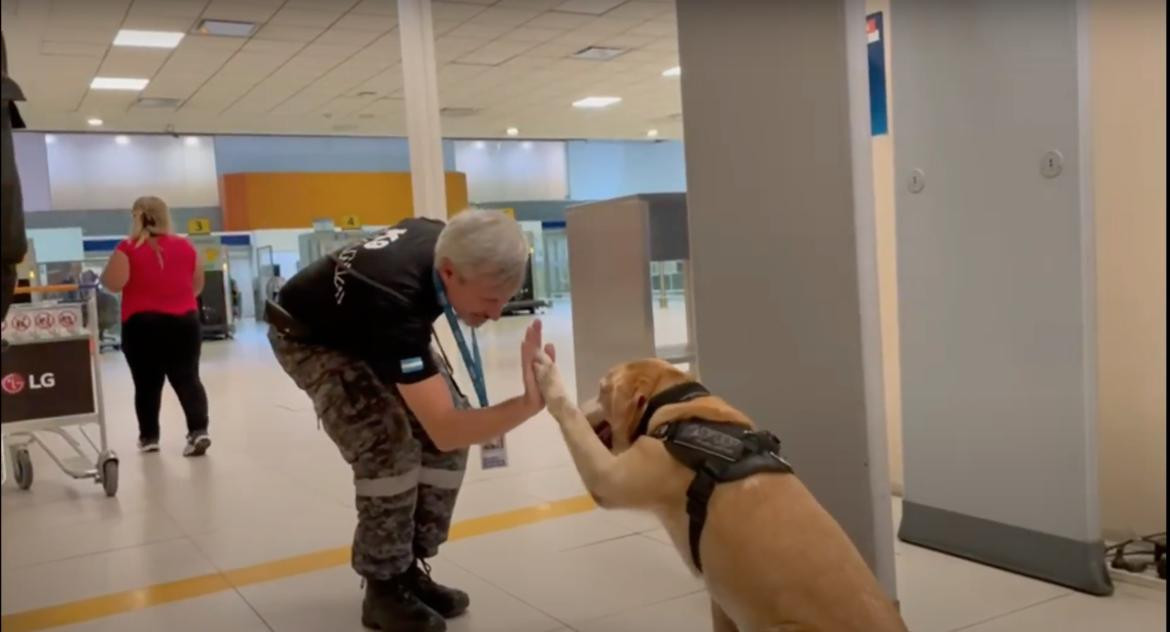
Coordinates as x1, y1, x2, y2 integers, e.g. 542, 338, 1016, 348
268, 328, 469, 580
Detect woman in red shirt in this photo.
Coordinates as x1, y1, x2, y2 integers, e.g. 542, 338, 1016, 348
101, 196, 210, 456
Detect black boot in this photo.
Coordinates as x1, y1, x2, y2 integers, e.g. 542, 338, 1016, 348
361, 575, 446, 632
404, 559, 470, 619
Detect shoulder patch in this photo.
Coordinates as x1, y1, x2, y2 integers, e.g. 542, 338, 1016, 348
401, 357, 425, 374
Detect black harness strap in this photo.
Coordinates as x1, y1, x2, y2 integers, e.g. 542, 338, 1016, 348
632, 382, 711, 441
650, 418, 793, 573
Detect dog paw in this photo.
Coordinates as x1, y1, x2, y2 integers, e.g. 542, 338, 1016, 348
533, 351, 570, 412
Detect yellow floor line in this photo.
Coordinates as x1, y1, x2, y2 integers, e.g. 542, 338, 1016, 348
1, 494, 598, 632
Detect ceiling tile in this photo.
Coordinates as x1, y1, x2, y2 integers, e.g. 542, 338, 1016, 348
626, 20, 675, 37
97, 47, 172, 78
456, 40, 534, 66
334, 12, 397, 31
500, 27, 564, 43
269, 7, 349, 28
314, 27, 386, 48
553, 0, 627, 16
254, 24, 326, 42
474, 7, 542, 26
350, 0, 398, 17
436, 37, 492, 63
431, 2, 489, 22
446, 22, 514, 40
40, 41, 107, 57
604, 2, 673, 21
525, 11, 595, 30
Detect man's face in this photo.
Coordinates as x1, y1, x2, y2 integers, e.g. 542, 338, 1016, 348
438, 261, 515, 328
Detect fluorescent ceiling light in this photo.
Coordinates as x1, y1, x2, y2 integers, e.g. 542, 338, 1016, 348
646, 129, 659, 138
91, 77, 149, 91
114, 29, 184, 48
196, 19, 257, 38
572, 96, 621, 109
662, 66, 681, 77
506, 127, 519, 136
115, 135, 130, 145
87, 118, 104, 127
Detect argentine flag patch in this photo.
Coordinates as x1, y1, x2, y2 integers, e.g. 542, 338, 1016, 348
401, 357, 425, 374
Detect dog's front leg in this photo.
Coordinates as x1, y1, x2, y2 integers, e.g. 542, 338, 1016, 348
534, 353, 658, 508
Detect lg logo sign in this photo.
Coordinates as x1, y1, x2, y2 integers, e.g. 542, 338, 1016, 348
1, 372, 56, 395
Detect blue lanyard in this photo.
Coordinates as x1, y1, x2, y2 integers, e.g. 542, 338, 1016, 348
433, 269, 488, 408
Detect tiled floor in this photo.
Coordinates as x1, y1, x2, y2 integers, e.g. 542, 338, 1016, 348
2, 301, 1164, 631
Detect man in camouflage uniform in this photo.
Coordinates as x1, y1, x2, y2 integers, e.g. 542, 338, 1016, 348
268, 211, 551, 632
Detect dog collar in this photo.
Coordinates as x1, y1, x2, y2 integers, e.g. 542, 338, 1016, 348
632, 381, 711, 441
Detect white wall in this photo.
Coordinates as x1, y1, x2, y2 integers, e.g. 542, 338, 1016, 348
45, 133, 218, 211
453, 140, 567, 202
1090, 0, 1166, 541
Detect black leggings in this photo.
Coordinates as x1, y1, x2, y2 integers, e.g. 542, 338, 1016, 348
122, 310, 209, 441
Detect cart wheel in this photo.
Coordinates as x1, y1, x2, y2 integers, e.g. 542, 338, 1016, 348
100, 458, 119, 497
13, 448, 33, 490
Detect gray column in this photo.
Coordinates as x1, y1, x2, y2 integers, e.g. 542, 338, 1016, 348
891, 0, 1111, 595
676, 0, 897, 596
398, 0, 446, 220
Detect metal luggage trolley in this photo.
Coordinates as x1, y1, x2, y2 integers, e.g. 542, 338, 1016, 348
1, 284, 119, 496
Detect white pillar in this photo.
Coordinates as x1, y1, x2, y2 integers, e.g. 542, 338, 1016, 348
398, 0, 446, 220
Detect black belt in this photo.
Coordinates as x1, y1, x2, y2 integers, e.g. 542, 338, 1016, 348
650, 419, 794, 572
265, 300, 311, 340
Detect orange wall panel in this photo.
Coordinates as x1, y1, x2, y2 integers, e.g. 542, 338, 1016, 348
220, 172, 470, 230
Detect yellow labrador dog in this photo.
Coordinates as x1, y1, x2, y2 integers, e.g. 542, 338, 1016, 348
533, 352, 907, 632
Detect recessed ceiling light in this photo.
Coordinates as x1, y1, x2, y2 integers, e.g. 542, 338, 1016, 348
115, 135, 130, 145
91, 77, 149, 91
114, 29, 184, 49
184, 136, 200, 146
646, 129, 659, 138
662, 66, 681, 77
572, 96, 621, 109
195, 19, 257, 38
87, 118, 104, 127
506, 127, 519, 137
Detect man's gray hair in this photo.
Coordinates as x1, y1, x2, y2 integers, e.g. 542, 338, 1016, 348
435, 209, 529, 289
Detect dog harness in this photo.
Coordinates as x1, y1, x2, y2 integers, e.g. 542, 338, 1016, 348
635, 382, 794, 573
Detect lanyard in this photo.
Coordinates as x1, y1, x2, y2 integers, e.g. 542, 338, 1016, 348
433, 268, 488, 408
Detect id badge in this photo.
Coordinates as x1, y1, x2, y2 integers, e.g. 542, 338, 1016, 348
480, 435, 508, 469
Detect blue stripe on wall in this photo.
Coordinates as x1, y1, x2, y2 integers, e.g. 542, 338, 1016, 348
83, 234, 251, 253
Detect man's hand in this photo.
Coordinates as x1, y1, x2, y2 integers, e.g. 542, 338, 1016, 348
520, 319, 555, 415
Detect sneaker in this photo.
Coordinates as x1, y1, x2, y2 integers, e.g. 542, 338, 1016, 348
182, 433, 211, 457
138, 439, 160, 453
404, 559, 469, 619
362, 576, 446, 632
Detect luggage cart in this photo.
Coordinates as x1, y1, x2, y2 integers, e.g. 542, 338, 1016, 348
1, 285, 119, 497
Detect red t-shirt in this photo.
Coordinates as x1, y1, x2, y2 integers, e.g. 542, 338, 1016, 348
117, 235, 198, 322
